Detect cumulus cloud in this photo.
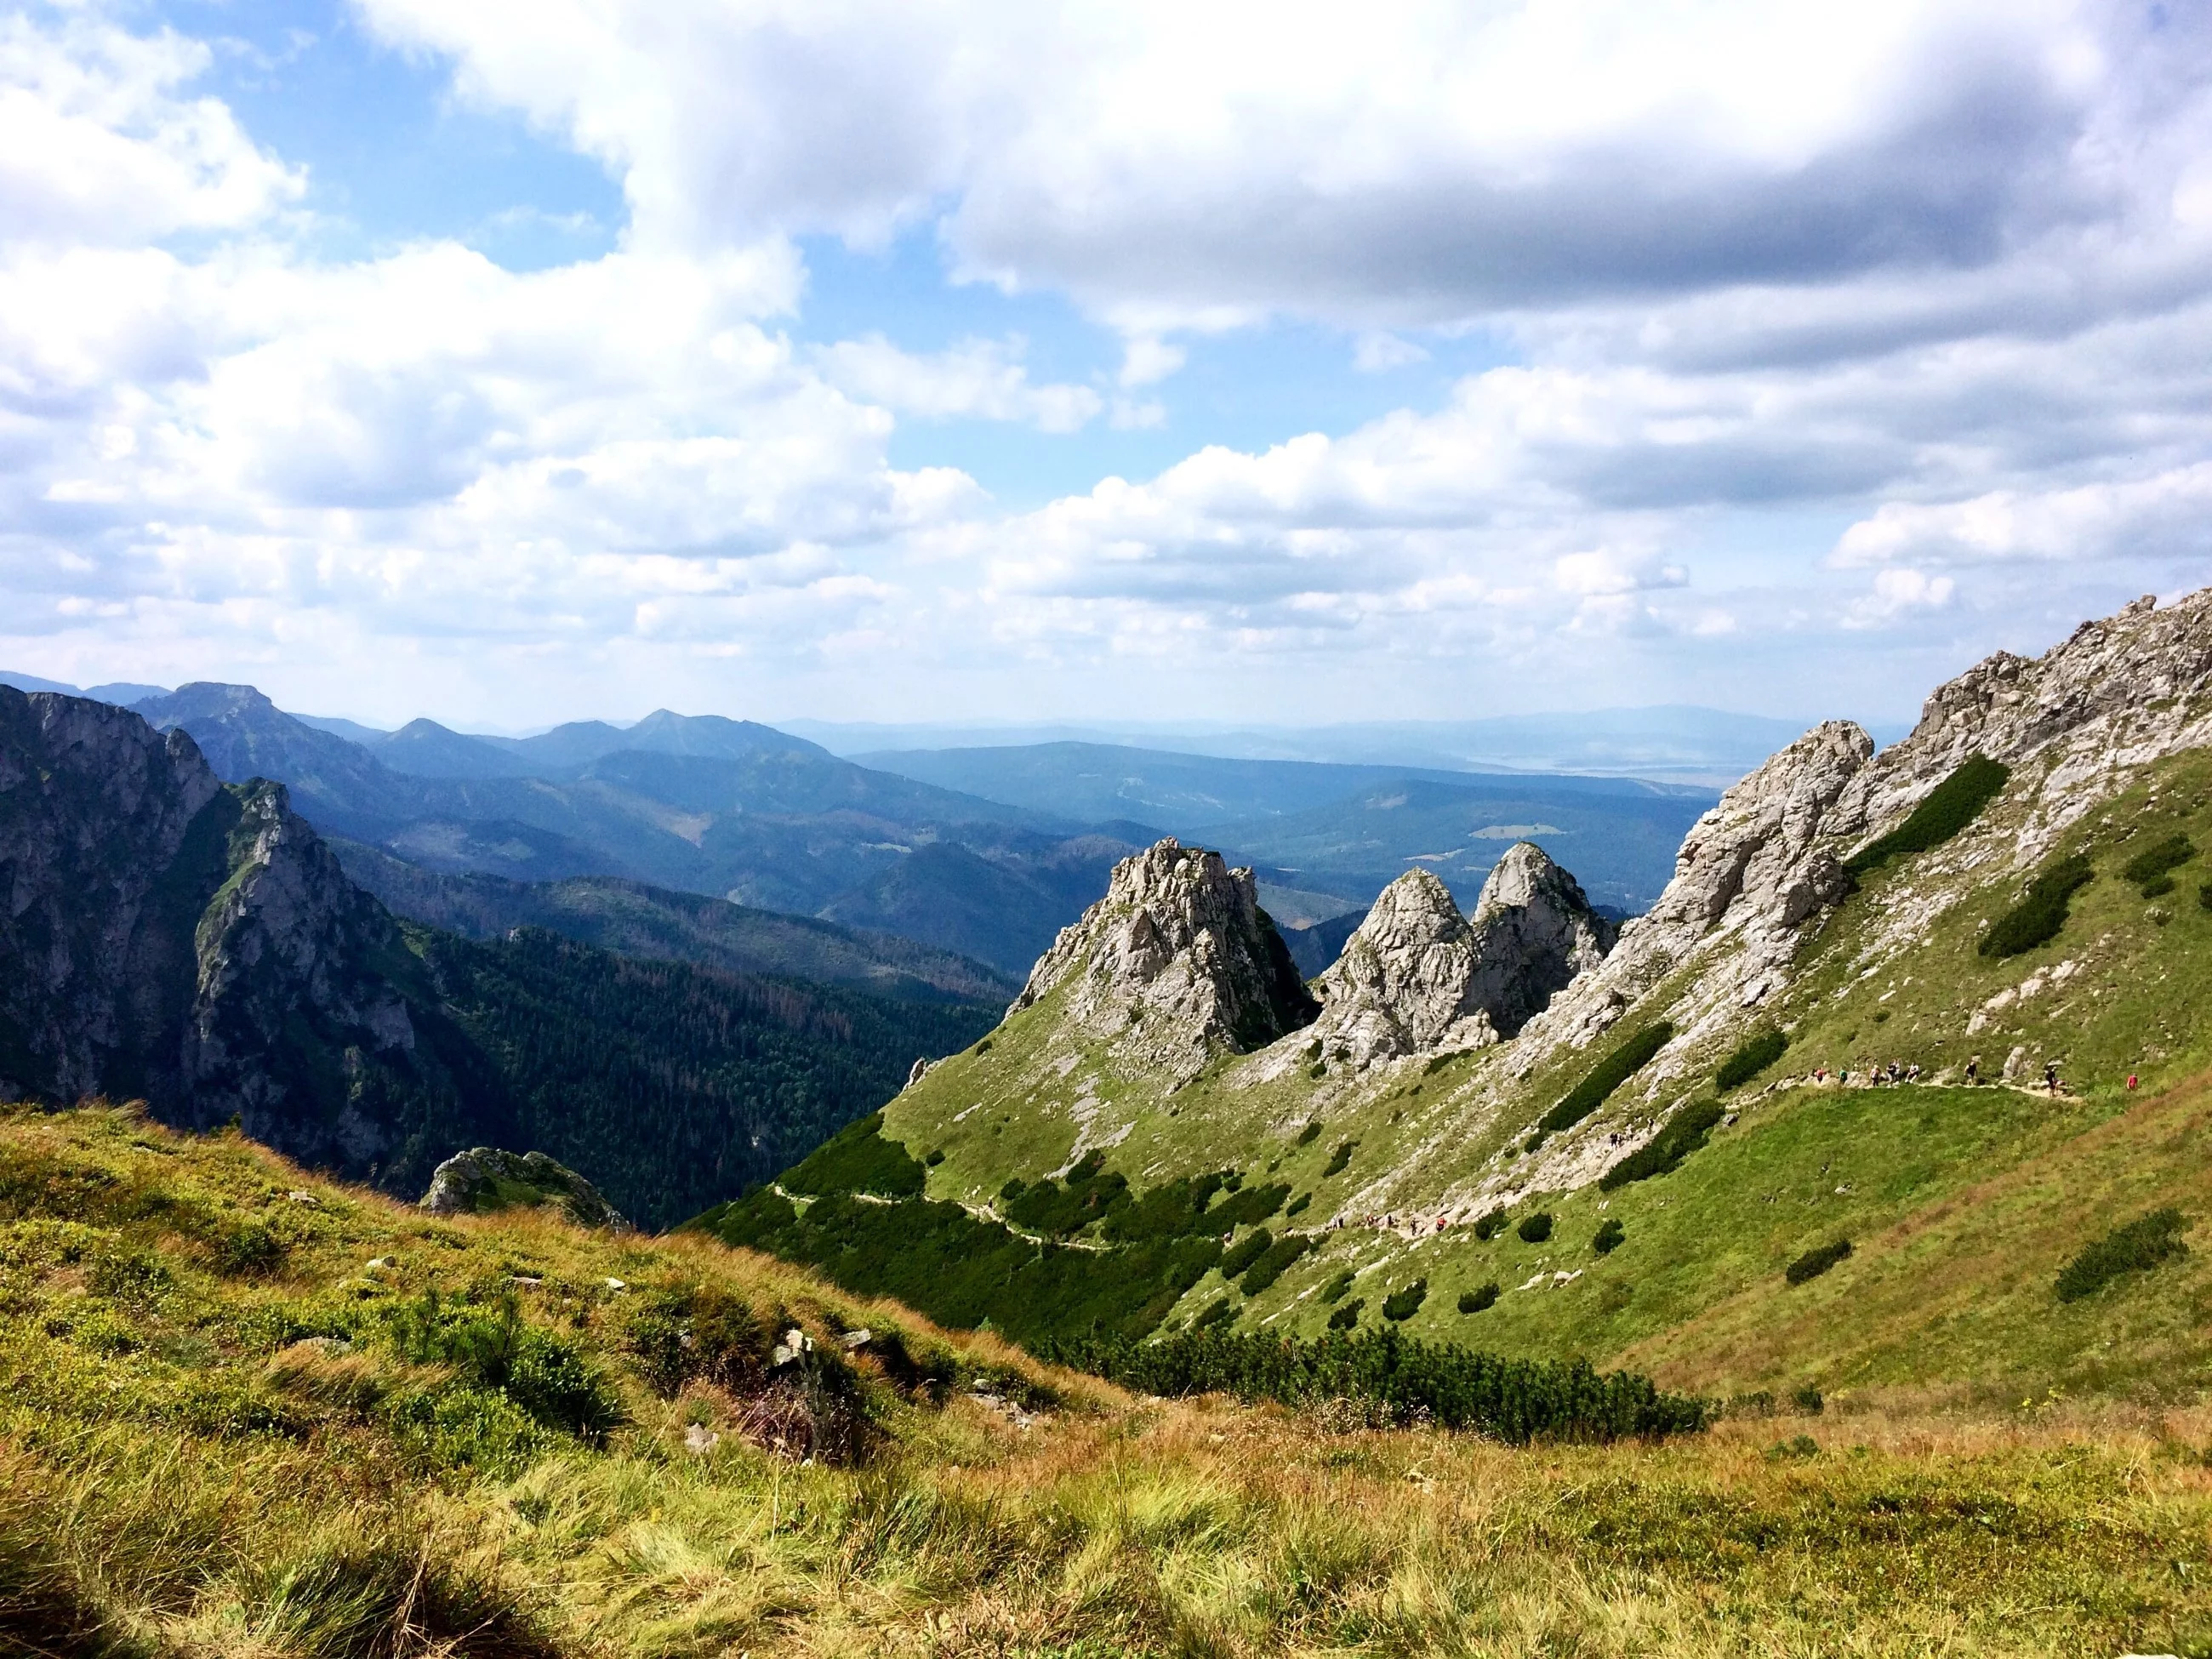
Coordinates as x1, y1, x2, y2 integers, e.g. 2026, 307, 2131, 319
6, 0, 2212, 725
812, 335, 1102, 431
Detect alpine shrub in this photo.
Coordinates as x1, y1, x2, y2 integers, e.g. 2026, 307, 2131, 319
1593, 1217, 1625, 1255
1297, 1120, 1322, 1145
1473, 1207, 1508, 1240
1981, 855, 2094, 960
1517, 1212, 1554, 1244
1285, 1192, 1311, 1217
1458, 1283, 1499, 1314
1193, 1297, 1235, 1330
1327, 1299, 1363, 1330
1221, 1229, 1274, 1279
1716, 1028, 1787, 1092
1320, 1268, 1355, 1304
1540, 1022, 1674, 1137
1323, 1140, 1356, 1178
1791, 1384, 1825, 1416
1381, 1279, 1428, 1320
1239, 1234, 1312, 1296
1846, 755, 2010, 874
1039, 1327, 1707, 1443
2124, 832, 2198, 893
1785, 1239, 1852, 1286
1599, 1099, 1725, 1191
2055, 1208, 2188, 1302
2200, 879, 2212, 912
781, 1111, 926, 1198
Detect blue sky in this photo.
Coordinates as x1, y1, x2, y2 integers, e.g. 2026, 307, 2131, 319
3, 0, 2210, 732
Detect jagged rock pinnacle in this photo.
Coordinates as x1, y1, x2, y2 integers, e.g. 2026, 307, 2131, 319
1016, 838, 1317, 1076
1308, 847, 1613, 1066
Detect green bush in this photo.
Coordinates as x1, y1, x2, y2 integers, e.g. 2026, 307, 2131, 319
386, 1289, 623, 1440
2200, 879, 2212, 912
1039, 1328, 1707, 1443
2055, 1208, 2188, 1302
1540, 1022, 1674, 1137
1846, 755, 2010, 874
1593, 1218, 1625, 1255
1323, 1140, 1356, 1178
1981, 856, 2094, 960
1002, 1152, 1132, 1237
1326, 1299, 1363, 1331
1285, 1192, 1311, 1217
1222, 1229, 1274, 1279
1193, 1298, 1235, 1329
1791, 1384, 1825, 1416
1715, 1028, 1787, 1092
1381, 1280, 1427, 1321
1457, 1284, 1499, 1314
1296, 1120, 1322, 1145
1599, 1099, 1725, 1191
1517, 1213, 1554, 1244
1785, 1240, 1852, 1286
1211, 1181, 1291, 1230
783, 1111, 926, 1198
2124, 832, 2197, 893
1320, 1268, 1355, 1304
1239, 1234, 1312, 1296
1473, 1208, 1508, 1240
2143, 874, 2177, 898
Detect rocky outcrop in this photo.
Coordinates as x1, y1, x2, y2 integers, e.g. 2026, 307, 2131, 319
0, 687, 508, 1188
1015, 839, 1317, 1077
1511, 719, 1875, 1063
1308, 848, 1613, 1065
421, 1146, 627, 1229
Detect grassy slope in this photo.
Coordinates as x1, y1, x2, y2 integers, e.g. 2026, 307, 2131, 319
876, 748, 2212, 1401
11, 1102, 2212, 1657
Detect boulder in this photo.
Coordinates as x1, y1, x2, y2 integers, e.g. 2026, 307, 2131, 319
420, 1146, 628, 1229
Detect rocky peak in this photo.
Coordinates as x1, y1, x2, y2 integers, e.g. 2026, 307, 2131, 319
1015, 838, 1317, 1076
1308, 847, 1613, 1066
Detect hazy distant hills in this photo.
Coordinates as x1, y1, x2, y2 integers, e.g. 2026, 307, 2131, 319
2, 668, 1728, 972
858, 741, 1712, 915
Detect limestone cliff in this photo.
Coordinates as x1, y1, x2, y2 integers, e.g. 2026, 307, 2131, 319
1015, 838, 1318, 1078
0, 687, 508, 1187
1308, 848, 1613, 1066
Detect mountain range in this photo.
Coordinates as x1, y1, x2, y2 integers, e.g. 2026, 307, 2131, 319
708, 588, 2212, 1405
0, 670, 1718, 975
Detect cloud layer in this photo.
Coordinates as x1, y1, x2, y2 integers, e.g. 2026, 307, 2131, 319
3, 0, 2211, 727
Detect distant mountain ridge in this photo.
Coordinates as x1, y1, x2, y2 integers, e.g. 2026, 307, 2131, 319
0, 687, 997, 1225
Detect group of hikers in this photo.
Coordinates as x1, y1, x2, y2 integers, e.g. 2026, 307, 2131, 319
1805, 1055, 2084, 1096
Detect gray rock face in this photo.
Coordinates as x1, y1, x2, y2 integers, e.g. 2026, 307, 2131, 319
421, 1146, 627, 1229
0, 687, 506, 1187
1016, 838, 1317, 1077
1309, 848, 1613, 1065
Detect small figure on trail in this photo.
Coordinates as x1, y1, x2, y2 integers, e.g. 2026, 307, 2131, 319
1965, 1056, 1981, 1085
1886, 1061, 1900, 1085
1906, 1063, 1921, 1082
2128, 1073, 2140, 1092
2044, 1061, 2060, 1096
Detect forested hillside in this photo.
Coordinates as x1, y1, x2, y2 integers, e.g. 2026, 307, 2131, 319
412, 926, 996, 1229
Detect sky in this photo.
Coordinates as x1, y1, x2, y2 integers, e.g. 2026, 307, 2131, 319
3, 0, 2211, 733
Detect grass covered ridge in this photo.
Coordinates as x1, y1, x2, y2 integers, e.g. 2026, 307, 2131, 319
9, 1102, 2212, 1656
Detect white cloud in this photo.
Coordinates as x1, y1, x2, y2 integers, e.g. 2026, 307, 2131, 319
1354, 332, 1428, 373
1844, 567, 1958, 628
1833, 464, 2212, 567
812, 335, 1102, 431
0, 7, 300, 244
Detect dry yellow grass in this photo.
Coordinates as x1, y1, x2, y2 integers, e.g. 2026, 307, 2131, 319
4, 1101, 2210, 1658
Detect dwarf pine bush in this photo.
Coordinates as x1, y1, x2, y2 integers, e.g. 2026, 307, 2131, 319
1786, 1240, 1853, 1286
1326, 1299, 1363, 1330
2055, 1209, 2188, 1302
1599, 1100, 1726, 1192
1458, 1283, 1499, 1314
1382, 1280, 1427, 1321
1474, 1208, 1508, 1240
1593, 1218, 1625, 1255
1039, 1327, 1707, 1443
1846, 755, 2010, 875
1981, 856, 2095, 960
1716, 1028, 1787, 1092
1517, 1213, 1554, 1244
1540, 1023, 1674, 1137
2124, 832, 2198, 895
